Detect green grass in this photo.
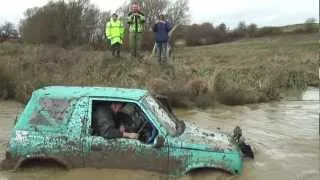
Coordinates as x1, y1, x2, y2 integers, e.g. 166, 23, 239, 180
0, 33, 318, 107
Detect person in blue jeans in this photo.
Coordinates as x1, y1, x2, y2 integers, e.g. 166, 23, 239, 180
152, 14, 172, 64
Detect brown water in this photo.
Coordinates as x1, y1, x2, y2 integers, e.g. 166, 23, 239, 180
0, 87, 319, 180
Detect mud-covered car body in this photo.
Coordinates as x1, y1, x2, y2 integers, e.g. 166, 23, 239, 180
1, 86, 247, 176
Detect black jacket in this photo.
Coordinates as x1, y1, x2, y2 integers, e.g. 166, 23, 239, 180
93, 105, 122, 139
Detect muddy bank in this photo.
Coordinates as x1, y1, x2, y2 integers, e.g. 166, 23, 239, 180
0, 34, 318, 107
0, 87, 318, 180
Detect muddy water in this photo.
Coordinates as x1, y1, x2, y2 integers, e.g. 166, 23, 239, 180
0, 87, 319, 180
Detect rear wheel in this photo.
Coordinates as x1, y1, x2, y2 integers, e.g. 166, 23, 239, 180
18, 158, 68, 171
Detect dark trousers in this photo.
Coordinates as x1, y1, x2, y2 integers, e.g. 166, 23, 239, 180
111, 43, 121, 57
156, 41, 168, 64
129, 32, 142, 59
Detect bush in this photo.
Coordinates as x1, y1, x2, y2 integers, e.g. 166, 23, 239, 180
304, 18, 318, 33
0, 34, 317, 107
254, 27, 283, 37
20, 0, 108, 48
0, 67, 15, 100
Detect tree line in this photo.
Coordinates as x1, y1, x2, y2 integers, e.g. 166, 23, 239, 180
174, 18, 318, 46
1, 0, 318, 49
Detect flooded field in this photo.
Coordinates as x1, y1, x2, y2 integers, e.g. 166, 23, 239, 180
0, 87, 319, 180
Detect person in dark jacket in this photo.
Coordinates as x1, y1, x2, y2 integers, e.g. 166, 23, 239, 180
93, 102, 139, 139
152, 14, 172, 64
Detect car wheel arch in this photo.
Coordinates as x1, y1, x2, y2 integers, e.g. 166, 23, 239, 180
14, 156, 70, 170
183, 164, 237, 176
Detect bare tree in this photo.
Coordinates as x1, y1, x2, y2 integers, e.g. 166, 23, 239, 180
217, 23, 227, 34
23, 7, 39, 19
20, 0, 108, 47
247, 23, 258, 37
234, 21, 247, 37
89, 11, 111, 50
1, 22, 17, 36
166, 0, 190, 25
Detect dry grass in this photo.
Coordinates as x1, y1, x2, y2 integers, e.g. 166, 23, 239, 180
0, 33, 318, 107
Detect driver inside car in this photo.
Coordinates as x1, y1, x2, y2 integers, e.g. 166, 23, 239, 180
118, 103, 157, 143
93, 102, 139, 139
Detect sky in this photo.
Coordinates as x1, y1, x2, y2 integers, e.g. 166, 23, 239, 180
0, 0, 318, 29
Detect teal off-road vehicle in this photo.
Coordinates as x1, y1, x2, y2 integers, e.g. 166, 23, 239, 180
0, 86, 253, 176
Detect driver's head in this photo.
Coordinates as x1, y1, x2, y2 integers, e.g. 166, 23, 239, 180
110, 102, 124, 113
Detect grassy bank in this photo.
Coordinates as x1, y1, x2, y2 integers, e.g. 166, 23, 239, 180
0, 33, 318, 108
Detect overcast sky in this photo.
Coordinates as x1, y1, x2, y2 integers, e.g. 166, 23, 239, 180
0, 0, 318, 28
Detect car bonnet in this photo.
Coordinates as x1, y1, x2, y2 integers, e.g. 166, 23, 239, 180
177, 122, 238, 153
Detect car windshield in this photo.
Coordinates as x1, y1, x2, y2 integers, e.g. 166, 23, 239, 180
142, 95, 181, 136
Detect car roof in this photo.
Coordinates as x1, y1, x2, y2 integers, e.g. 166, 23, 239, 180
32, 86, 149, 101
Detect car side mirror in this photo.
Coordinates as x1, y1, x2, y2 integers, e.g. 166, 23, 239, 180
154, 135, 165, 148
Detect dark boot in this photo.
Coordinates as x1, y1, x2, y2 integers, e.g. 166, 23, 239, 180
162, 56, 167, 64
112, 48, 116, 57
116, 48, 120, 58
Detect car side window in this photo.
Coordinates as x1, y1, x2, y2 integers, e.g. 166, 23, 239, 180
90, 100, 158, 144
29, 98, 73, 127
121, 103, 158, 144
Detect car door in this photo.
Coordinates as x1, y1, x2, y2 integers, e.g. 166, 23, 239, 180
86, 137, 169, 173
27, 97, 86, 168
84, 98, 169, 173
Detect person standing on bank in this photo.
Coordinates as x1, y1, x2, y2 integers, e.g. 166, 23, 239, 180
152, 14, 172, 64
106, 13, 125, 57
127, 2, 146, 59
